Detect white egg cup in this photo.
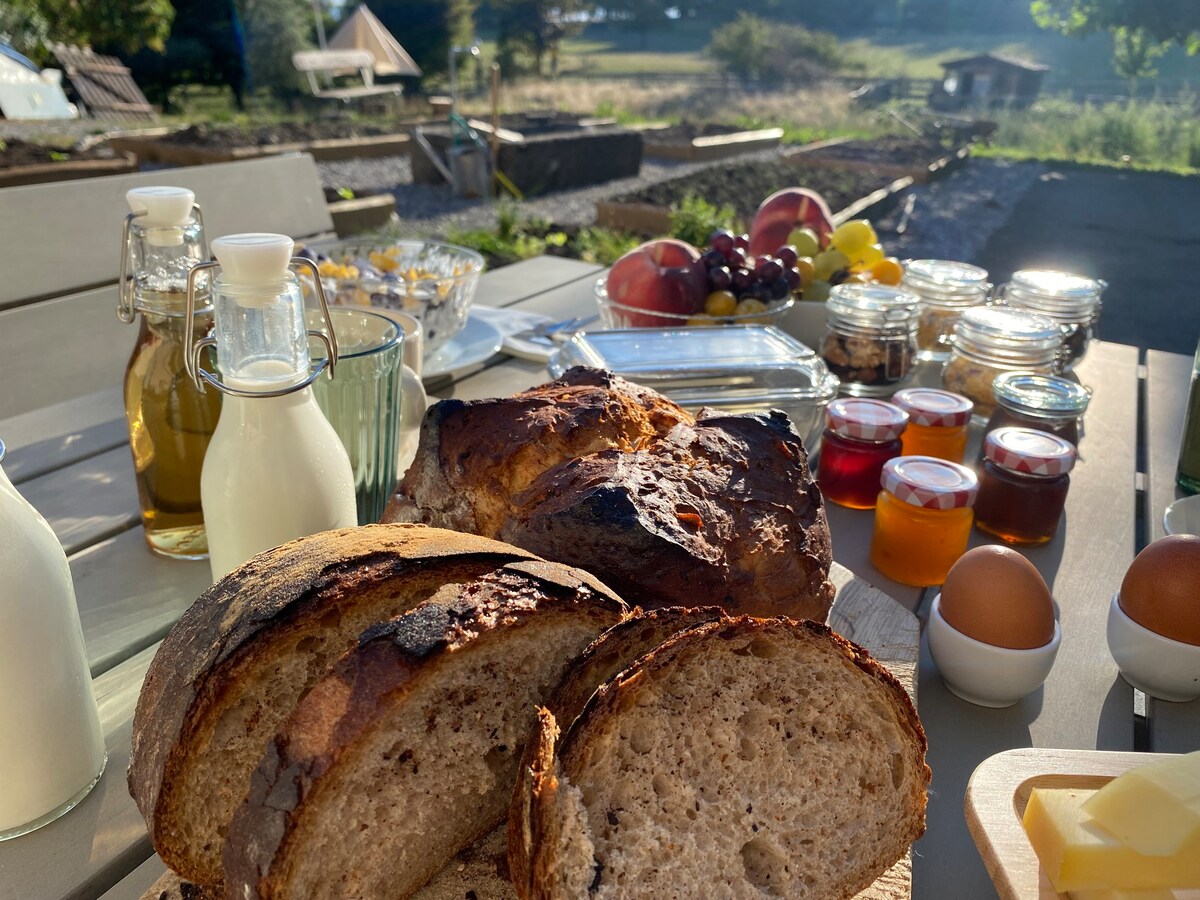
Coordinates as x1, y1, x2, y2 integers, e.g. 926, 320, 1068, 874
1107, 592, 1200, 702
927, 594, 1061, 708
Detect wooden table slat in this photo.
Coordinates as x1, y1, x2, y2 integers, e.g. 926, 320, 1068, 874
0, 387, 126, 485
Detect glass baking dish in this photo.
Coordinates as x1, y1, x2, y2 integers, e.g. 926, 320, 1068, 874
548, 326, 840, 447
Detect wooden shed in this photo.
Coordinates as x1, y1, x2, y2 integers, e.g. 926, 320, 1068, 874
930, 53, 1048, 110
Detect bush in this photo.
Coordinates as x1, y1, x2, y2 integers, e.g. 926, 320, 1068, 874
669, 194, 738, 249
707, 13, 857, 84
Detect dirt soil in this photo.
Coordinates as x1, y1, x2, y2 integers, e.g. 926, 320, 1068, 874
643, 123, 747, 143
160, 122, 401, 149
614, 160, 898, 217
804, 136, 947, 167
0, 138, 116, 168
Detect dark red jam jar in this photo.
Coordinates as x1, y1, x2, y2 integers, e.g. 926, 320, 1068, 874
817, 398, 908, 509
974, 426, 1077, 545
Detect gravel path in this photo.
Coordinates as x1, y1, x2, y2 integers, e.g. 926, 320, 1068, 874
315, 149, 1046, 264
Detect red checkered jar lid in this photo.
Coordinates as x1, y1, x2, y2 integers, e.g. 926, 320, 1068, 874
984, 426, 1076, 475
881, 456, 978, 509
826, 398, 908, 441
892, 388, 973, 427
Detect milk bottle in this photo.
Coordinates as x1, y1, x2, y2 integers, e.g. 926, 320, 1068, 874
183, 234, 357, 581
0, 438, 106, 840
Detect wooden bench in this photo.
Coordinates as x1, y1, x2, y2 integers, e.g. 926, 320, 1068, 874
292, 49, 403, 110
0, 153, 335, 419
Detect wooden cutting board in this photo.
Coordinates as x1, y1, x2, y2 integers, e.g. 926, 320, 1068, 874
143, 565, 920, 900
965, 747, 1198, 900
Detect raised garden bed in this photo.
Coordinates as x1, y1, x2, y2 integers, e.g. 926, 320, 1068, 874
0, 139, 136, 188
596, 157, 913, 235
108, 122, 411, 165
785, 135, 970, 184
638, 122, 784, 162
322, 188, 397, 237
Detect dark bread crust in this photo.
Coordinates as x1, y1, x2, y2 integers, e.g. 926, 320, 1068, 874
507, 607, 728, 898
386, 367, 834, 620
518, 617, 929, 900
129, 524, 616, 885
222, 570, 626, 899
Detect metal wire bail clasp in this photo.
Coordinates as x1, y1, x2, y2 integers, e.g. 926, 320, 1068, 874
118, 202, 208, 323
182, 256, 340, 397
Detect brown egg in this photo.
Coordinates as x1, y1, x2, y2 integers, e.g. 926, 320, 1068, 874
1119, 535, 1200, 646
940, 546, 1055, 649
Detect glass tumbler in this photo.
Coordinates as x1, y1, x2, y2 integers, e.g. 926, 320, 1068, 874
311, 309, 404, 524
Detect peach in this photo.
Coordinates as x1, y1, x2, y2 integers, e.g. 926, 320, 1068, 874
605, 239, 709, 326
748, 188, 835, 259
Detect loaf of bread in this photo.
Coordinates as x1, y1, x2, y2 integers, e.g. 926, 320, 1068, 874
127, 524, 624, 886
515, 617, 929, 900
386, 367, 835, 620
222, 578, 625, 898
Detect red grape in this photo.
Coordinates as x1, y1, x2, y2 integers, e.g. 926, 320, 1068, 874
709, 266, 732, 291
731, 267, 754, 293
734, 233, 751, 251
784, 267, 802, 290
728, 248, 748, 269
709, 230, 735, 256
775, 245, 799, 268
756, 257, 783, 282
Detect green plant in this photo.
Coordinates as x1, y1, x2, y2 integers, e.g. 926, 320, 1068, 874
707, 13, 857, 83
669, 194, 737, 248
570, 227, 640, 265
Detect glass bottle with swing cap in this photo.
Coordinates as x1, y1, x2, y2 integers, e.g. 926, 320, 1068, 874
119, 186, 222, 558
185, 233, 358, 582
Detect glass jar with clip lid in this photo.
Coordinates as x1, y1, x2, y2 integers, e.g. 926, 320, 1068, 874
997, 269, 1105, 371
118, 187, 222, 559
819, 282, 920, 396
184, 233, 357, 582
901, 259, 991, 362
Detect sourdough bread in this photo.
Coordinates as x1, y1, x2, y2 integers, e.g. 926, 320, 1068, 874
518, 617, 929, 900
222, 575, 626, 899
386, 367, 834, 620
128, 524, 623, 886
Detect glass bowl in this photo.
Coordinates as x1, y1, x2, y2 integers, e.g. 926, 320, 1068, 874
315, 240, 484, 353
593, 277, 794, 329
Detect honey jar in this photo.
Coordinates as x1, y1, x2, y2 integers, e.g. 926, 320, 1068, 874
982, 371, 1090, 448
893, 387, 973, 462
870, 456, 978, 587
816, 398, 907, 510
974, 427, 1076, 545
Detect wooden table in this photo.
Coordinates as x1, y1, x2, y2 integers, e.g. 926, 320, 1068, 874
0, 256, 1195, 900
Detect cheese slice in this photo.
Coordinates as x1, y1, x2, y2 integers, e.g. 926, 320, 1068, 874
1023, 787, 1200, 892
1082, 751, 1200, 857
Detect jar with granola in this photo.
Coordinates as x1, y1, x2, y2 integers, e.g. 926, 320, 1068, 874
901, 259, 990, 362
819, 283, 920, 397
997, 269, 1104, 371
942, 306, 1063, 419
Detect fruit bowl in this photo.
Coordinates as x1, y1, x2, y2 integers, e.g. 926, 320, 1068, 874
312, 240, 484, 353
594, 277, 794, 329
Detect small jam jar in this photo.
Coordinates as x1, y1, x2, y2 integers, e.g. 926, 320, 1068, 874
983, 371, 1091, 448
942, 306, 1064, 419
893, 387, 973, 462
998, 269, 1104, 371
871, 456, 978, 586
817, 398, 907, 510
820, 283, 920, 396
974, 427, 1077, 545
901, 259, 990, 361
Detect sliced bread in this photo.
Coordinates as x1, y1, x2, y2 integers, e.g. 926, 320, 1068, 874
222, 574, 626, 899
127, 524, 624, 886
518, 617, 929, 900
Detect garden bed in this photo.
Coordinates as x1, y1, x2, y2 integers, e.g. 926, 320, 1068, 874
108, 122, 411, 165
638, 122, 784, 162
785, 135, 970, 183
595, 157, 913, 235
0, 139, 136, 188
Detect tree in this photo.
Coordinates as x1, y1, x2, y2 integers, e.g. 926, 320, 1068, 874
0, 0, 172, 61
0, 2, 50, 61
127, 0, 247, 110
1031, 0, 1200, 54
1111, 26, 1169, 91
481, 0, 584, 76
708, 13, 852, 83
372, 0, 476, 78
235, 0, 312, 100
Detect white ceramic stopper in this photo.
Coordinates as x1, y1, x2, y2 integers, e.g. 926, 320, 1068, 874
126, 186, 196, 247
211, 233, 294, 286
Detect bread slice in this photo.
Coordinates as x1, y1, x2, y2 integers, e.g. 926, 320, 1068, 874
509, 607, 728, 898
222, 577, 626, 899
518, 617, 929, 900
128, 524, 624, 886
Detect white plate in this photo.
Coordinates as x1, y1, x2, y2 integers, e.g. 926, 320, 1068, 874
1164, 494, 1200, 536
422, 311, 505, 381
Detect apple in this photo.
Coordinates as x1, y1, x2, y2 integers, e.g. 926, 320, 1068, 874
748, 188, 835, 260
605, 238, 709, 327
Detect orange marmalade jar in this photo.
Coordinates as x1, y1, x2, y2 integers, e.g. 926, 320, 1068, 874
893, 387, 973, 462
871, 456, 978, 586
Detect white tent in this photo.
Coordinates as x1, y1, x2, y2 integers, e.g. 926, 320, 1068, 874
328, 5, 423, 78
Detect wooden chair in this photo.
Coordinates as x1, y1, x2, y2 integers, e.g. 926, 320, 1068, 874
0, 154, 335, 419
